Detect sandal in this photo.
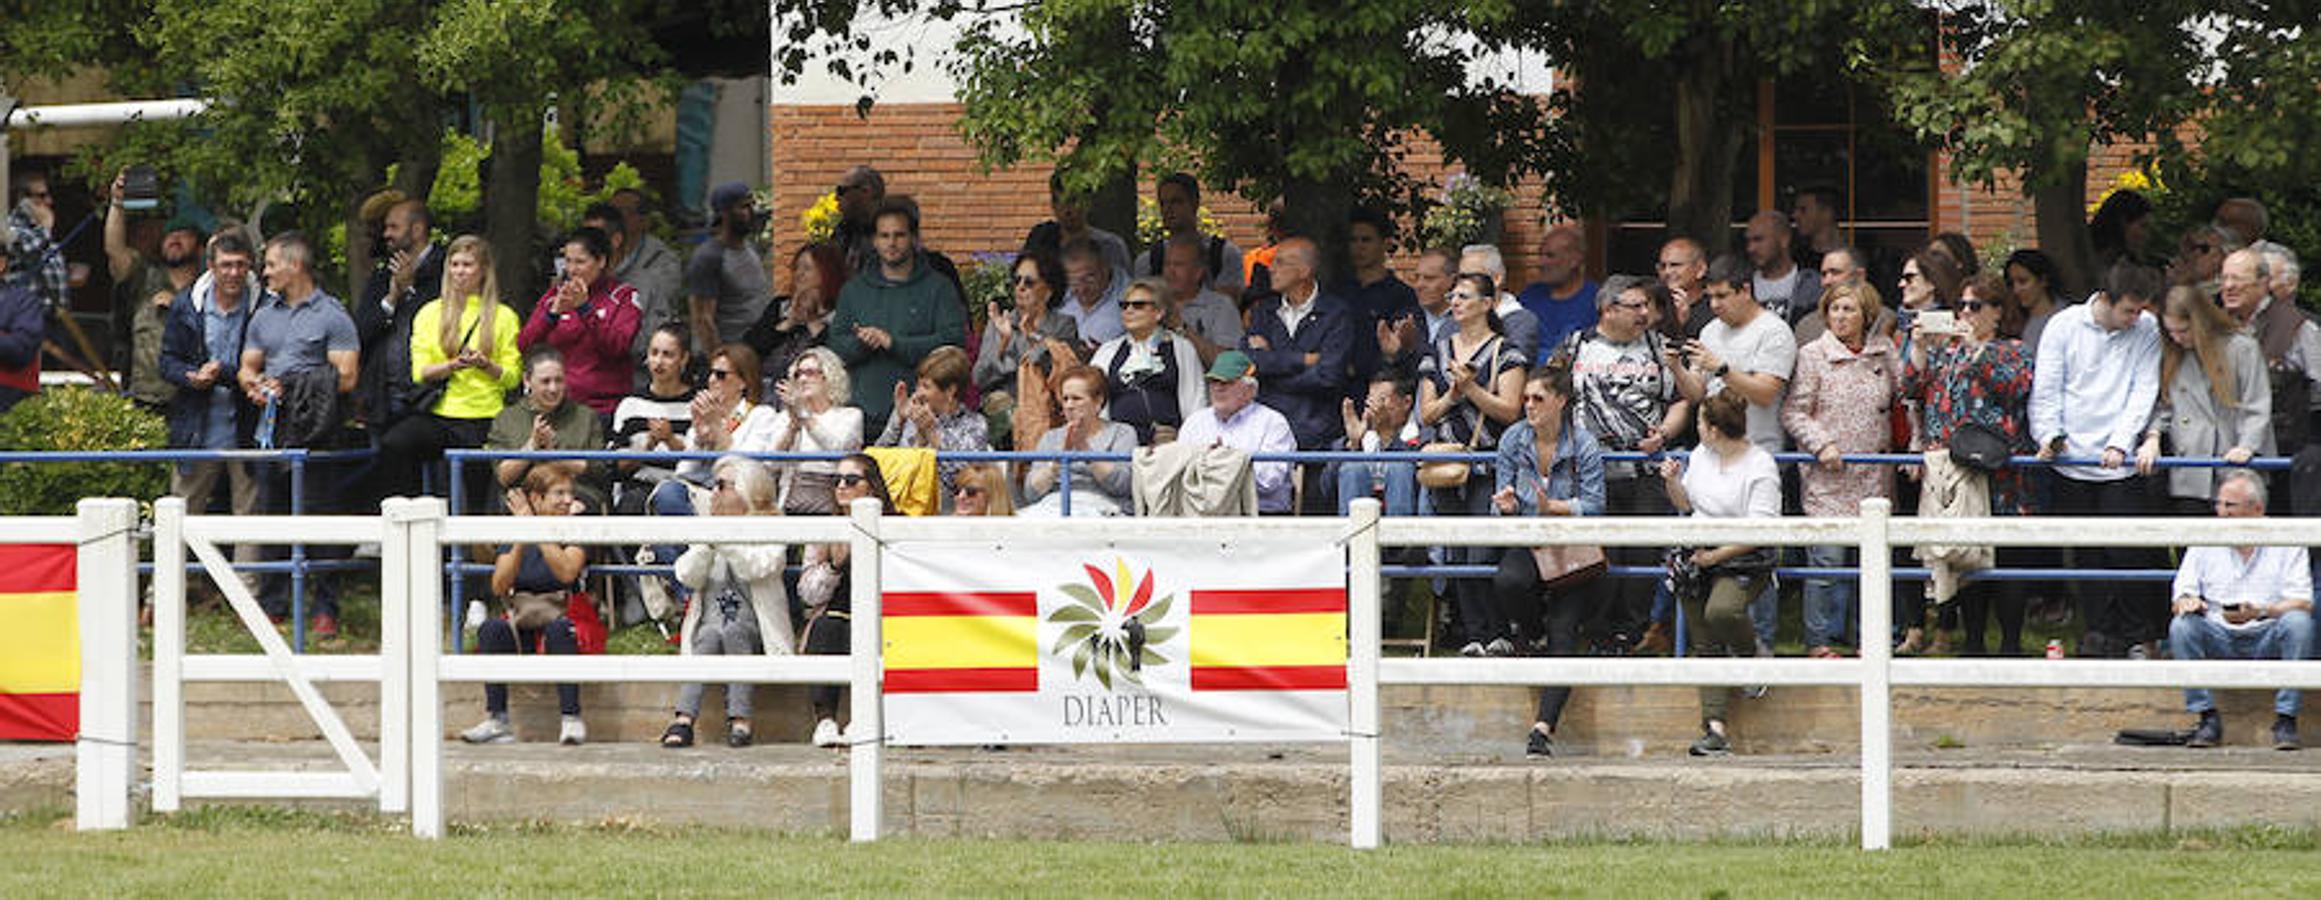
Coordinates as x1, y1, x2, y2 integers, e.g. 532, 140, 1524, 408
726, 720, 753, 748
661, 718, 695, 748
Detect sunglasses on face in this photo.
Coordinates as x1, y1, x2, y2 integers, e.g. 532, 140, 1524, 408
713, 478, 734, 491
1957, 300, 1988, 313
1899, 271, 1922, 284
1122, 299, 1159, 309
708, 368, 735, 381
834, 472, 868, 487
792, 367, 824, 378
1012, 275, 1041, 288
954, 484, 984, 497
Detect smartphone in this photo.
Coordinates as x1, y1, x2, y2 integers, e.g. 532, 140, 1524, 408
1917, 310, 1960, 336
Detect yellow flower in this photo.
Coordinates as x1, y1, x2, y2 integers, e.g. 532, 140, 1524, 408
800, 192, 841, 244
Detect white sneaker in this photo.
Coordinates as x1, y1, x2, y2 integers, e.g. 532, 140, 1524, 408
464, 600, 487, 634
460, 716, 514, 744
1458, 641, 1487, 658
559, 715, 587, 746
812, 717, 842, 748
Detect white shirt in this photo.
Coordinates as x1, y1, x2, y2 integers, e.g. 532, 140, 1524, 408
1681, 441, 1781, 520
2173, 544, 2312, 634
1276, 282, 1320, 338
1700, 308, 1798, 454
2030, 299, 2162, 482
1177, 399, 1297, 513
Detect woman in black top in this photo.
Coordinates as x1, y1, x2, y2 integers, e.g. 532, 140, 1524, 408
801, 453, 900, 748
1418, 272, 1528, 657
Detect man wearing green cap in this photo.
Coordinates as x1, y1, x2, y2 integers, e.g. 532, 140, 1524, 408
1176, 349, 1296, 513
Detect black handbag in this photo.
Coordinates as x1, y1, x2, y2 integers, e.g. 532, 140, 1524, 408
399, 315, 483, 422
1948, 421, 2013, 473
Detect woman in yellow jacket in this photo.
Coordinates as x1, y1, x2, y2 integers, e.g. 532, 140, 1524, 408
378, 234, 524, 504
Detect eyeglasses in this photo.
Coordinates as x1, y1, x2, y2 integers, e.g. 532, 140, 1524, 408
954, 484, 984, 497
1612, 300, 1649, 312
834, 182, 863, 196
792, 367, 824, 378
708, 368, 735, 381
834, 472, 868, 487
1898, 271, 1922, 284
1957, 300, 1988, 313
1012, 275, 1041, 288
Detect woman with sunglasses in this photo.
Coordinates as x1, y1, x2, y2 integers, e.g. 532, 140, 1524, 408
1021, 365, 1138, 517
684, 345, 863, 516
972, 249, 1082, 397
2138, 284, 2270, 514
1086, 277, 1206, 444
800, 453, 899, 746
1780, 282, 1900, 658
1900, 273, 2036, 656
1422, 272, 1528, 657
948, 462, 1015, 516
661, 456, 794, 749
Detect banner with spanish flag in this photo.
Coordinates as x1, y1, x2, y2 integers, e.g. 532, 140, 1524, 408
0, 544, 78, 742
882, 539, 1347, 745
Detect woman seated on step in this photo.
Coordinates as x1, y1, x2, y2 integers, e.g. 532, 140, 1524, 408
661, 456, 796, 749
461, 465, 590, 746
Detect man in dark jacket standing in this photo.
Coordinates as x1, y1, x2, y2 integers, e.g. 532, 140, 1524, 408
354, 199, 442, 431
828, 196, 966, 439
158, 231, 262, 574
1241, 236, 1350, 512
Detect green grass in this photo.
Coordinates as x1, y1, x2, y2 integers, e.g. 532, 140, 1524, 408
6, 807, 2321, 897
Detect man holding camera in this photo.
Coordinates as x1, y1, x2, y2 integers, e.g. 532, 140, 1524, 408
105, 168, 206, 411
4, 171, 66, 309
2169, 471, 2313, 750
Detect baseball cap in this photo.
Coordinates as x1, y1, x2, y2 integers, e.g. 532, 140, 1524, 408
1204, 350, 1257, 383
709, 182, 752, 213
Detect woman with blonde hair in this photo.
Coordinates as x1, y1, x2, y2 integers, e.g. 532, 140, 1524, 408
661, 456, 795, 749
2138, 285, 2270, 514
948, 462, 1015, 517
378, 235, 523, 502
1781, 281, 1900, 657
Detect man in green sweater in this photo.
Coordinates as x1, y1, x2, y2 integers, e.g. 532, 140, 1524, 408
827, 196, 967, 437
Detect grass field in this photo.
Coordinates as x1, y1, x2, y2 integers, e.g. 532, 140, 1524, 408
5, 807, 2318, 897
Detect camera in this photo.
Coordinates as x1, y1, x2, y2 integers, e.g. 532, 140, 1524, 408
119, 165, 164, 212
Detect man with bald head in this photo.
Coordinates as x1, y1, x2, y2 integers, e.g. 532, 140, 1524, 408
2222, 247, 2321, 455
1242, 236, 1352, 509
1656, 237, 1712, 338
1517, 224, 1598, 360
833, 164, 887, 275
1744, 211, 1819, 324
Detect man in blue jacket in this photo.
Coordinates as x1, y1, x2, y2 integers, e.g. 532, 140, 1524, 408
1242, 236, 1350, 512
0, 227, 46, 414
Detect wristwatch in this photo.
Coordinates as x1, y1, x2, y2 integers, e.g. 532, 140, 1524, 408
1713, 362, 1731, 378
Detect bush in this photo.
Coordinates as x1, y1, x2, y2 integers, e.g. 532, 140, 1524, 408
0, 388, 171, 516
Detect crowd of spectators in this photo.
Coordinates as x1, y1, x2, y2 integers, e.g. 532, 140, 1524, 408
34, 161, 2317, 755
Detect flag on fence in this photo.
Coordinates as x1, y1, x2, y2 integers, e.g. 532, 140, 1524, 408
883, 591, 1041, 693
1188, 588, 1348, 691
0, 544, 78, 742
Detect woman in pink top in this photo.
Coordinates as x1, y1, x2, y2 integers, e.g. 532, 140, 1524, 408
520, 227, 641, 416
1780, 283, 1901, 658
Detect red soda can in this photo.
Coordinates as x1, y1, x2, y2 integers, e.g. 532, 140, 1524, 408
2045, 639, 2065, 660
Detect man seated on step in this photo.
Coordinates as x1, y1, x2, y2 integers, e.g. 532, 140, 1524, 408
2169, 470, 2315, 751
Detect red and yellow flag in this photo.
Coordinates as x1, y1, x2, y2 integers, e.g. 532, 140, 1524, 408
1188, 588, 1347, 691
0, 544, 77, 742
884, 591, 1040, 693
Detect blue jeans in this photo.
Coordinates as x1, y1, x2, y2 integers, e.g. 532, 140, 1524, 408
1749, 579, 1777, 653
1803, 545, 1856, 649
1335, 460, 1418, 516
2170, 610, 2316, 715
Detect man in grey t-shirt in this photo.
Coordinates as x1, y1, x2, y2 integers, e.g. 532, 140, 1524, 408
1671, 255, 1797, 454
686, 182, 773, 353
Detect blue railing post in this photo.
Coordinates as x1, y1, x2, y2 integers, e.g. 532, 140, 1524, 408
448, 452, 467, 654
289, 449, 306, 653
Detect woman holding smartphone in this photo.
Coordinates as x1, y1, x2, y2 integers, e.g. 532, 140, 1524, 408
519, 227, 641, 417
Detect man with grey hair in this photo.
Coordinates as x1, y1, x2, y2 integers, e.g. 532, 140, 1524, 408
1459, 243, 1541, 362
1656, 237, 1712, 338
2222, 247, 2321, 455
1242, 237, 1351, 510
2169, 469, 2313, 750
1159, 232, 1243, 367
1177, 350, 1297, 514
2259, 243, 2301, 309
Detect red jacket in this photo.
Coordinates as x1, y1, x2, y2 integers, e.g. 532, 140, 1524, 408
520, 279, 641, 415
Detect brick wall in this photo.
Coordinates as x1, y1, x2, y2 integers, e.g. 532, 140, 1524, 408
769, 103, 1560, 290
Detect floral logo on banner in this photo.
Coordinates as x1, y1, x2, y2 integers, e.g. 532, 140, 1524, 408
1048, 558, 1178, 689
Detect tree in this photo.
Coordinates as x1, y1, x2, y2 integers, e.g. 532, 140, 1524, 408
949, 1, 1553, 278
1879, 1, 2211, 294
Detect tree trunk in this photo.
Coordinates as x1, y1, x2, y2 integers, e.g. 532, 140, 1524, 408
1283, 175, 1353, 287
486, 111, 545, 315
1083, 10, 1139, 257
1665, 41, 1743, 255
2031, 156, 2094, 297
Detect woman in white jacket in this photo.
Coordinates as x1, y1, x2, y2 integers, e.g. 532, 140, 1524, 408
661, 456, 795, 748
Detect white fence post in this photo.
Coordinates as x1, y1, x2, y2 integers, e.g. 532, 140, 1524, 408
403, 498, 447, 838
1857, 498, 1894, 851
376, 499, 414, 814
75, 498, 139, 831
151, 498, 186, 813
1347, 499, 1383, 849
848, 496, 884, 842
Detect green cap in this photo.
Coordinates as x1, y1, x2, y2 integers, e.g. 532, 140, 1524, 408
1205, 350, 1257, 383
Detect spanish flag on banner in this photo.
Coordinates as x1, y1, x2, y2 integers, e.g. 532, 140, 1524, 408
1188, 588, 1347, 691
885, 591, 1040, 693
0, 544, 78, 742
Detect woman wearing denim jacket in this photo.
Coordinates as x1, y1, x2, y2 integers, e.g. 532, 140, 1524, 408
1489, 364, 1606, 757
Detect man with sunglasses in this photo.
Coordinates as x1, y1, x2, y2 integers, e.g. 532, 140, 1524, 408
3, 171, 66, 309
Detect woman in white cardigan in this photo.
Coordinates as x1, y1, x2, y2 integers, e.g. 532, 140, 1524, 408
661, 456, 795, 749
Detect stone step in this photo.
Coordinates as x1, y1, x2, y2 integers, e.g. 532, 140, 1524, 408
145, 664, 2309, 754
13, 740, 2321, 842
